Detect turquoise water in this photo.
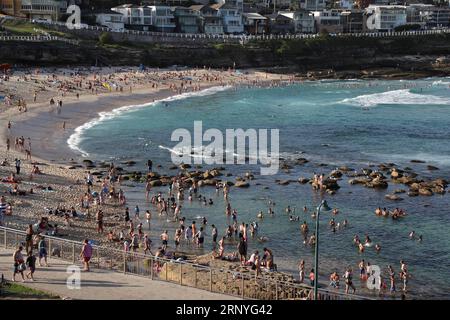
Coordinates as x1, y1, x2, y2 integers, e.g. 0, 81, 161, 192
71, 79, 450, 299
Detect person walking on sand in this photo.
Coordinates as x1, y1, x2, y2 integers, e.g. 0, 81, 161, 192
15, 158, 21, 175
80, 239, 93, 272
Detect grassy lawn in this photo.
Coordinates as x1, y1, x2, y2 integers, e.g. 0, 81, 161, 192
1, 20, 71, 38
0, 282, 60, 300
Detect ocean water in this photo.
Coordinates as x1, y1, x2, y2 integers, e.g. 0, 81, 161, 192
69, 78, 450, 299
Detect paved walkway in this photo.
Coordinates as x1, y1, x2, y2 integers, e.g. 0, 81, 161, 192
0, 249, 239, 300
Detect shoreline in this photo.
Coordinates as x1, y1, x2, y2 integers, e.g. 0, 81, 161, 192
1, 67, 449, 299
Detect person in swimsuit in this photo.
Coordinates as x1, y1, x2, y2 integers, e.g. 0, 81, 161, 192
160, 230, 169, 250
298, 260, 305, 283
343, 268, 356, 294
25, 224, 34, 254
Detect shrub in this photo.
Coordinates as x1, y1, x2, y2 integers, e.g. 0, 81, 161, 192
99, 32, 113, 45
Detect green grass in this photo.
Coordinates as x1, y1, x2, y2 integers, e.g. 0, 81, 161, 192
0, 282, 60, 299
1, 20, 71, 38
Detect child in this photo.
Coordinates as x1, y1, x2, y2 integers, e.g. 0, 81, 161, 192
26, 251, 36, 281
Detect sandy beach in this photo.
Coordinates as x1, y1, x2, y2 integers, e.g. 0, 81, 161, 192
0, 66, 300, 289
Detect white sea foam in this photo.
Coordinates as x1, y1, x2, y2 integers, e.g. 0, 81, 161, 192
67, 86, 232, 157
341, 89, 450, 108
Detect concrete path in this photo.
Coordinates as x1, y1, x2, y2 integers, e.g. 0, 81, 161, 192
0, 249, 239, 300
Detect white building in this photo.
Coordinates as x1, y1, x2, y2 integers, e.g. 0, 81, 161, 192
112, 4, 175, 32
312, 9, 343, 33
279, 10, 315, 33
20, 0, 67, 21
298, 0, 326, 11
211, 0, 243, 34
365, 5, 407, 32
96, 10, 125, 32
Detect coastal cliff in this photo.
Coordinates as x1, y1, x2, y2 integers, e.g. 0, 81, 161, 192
1, 34, 450, 77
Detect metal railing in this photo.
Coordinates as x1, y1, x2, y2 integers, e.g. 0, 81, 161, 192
0, 35, 78, 45
0, 225, 371, 300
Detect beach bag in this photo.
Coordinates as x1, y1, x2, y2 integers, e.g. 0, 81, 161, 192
18, 263, 26, 271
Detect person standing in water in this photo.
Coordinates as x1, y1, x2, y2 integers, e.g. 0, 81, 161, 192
298, 260, 305, 283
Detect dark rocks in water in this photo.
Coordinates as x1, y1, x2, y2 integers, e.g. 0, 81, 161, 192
403, 167, 413, 172
147, 172, 160, 180
348, 177, 371, 185
82, 159, 93, 164
365, 178, 388, 189
280, 163, 293, 170
245, 172, 254, 180
418, 188, 433, 196
318, 163, 328, 167
199, 179, 217, 186
122, 160, 136, 166
263, 186, 269, 190
195, 165, 203, 169
393, 189, 406, 194
278, 180, 290, 185
407, 190, 419, 197
390, 169, 403, 179
169, 165, 178, 170
330, 170, 343, 178
427, 165, 439, 171
234, 181, 250, 188
222, 181, 234, 186
323, 178, 340, 190
369, 171, 385, 179
157, 165, 162, 168
385, 194, 403, 201
179, 163, 191, 170
150, 180, 162, 187
327, 190, 336, 195
225, 173, 233, 177
339, 166, 353, 172
298, 177, 310, 184
410, 159, 426, 163
122, 176, 130, 181
362, 168, 373, 176
296, 158, 309, 165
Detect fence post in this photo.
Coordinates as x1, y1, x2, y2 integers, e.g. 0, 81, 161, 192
165, 261, 168, 281
180, 263, 183, 285
241, 276, 245, 299
194, 267, 197, 288
97, 248, 99, 268
275, 281, 278, 300
3, 229, 6, 248
150, 257, 154, 280
48, 239, 52, 258
209, 269, 213, 292
72, 243, 75, 263
123, 252, 126, 273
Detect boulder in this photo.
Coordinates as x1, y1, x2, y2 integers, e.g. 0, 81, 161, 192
385, 194, 403, 201
150, 180, 162, 187
330, 170, 343, 178
278, 180, 290, 185
427, 165, 439, 171
410, 159, 426, 163
235, 181, 250, 188
418, 188, 433, 196
407, 190, 419, 197
298, 177, 310, 184
179, 163, 191, 170
365, 178, 388, 189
